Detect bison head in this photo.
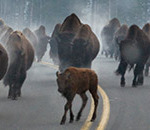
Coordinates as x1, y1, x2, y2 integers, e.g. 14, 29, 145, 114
72, 38, 88, 67
56, 71, 71, 94
57, 33, 74, 72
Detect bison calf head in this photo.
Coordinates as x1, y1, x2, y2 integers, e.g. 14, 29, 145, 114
56, 71, 70, 93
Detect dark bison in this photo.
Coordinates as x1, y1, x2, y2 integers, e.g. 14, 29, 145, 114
142, 23, 150, 76
51, 13, 100, 72
3, 31, 34, 100
49, 23, 61, 65
101, 18, 121, 58
34, 25, 50, 62
0, 43, 8, 80
116, 25, 150, 87
23, 27, 38, 57
114, 24, 128, 60
56, 67, 99, 124
71, 24, 99, 68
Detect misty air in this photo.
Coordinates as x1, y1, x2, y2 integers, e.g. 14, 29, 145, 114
0, 0, 149, 130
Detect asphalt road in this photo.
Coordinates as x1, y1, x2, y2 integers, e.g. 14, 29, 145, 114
0, 53, 150, 130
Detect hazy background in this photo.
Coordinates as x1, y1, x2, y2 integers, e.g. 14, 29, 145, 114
0, 0, 150, 35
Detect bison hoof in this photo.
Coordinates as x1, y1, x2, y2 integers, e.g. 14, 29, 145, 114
132, 81, 138, 87
76, 114, 81, 121
60, 121, 65, 125
8, 96, 11, 99
91, 115, 96, 122
132, 83, 137, 87
69, 119, 74, 123
90, 118, 95, 122
137, 82, 143, 86
11, 96, 18, 100
121, 84, 125, 87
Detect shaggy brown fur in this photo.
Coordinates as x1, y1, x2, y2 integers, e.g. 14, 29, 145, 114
1, 27, 13, 46
101, 18, 121, 57
53, 14, 100, 72
60, 13, 82, 33
49, 24, 62, 65
3, 31, 34, 100
23, 28, 38, 59
56, 67, 99, 125
116, 25, 150, 87
114, 24, 128, 60
51, 24, 61, 38
142, 23, 150, 76
0, 43, 8, 80
142, 23, 150, 37
71, 24, 100, 68
34, 25, 50, 62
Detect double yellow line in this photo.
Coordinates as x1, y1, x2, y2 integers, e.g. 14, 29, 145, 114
40, 61, 110, 130
81, 85, 110, 130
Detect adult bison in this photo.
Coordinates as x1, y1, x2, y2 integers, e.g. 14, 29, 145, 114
3, 31, 34, 100
71, 24, 99, 68
0, 43, 8, 80
34, 25, 50, 62
116, 25, 150, 87
23, 28, 38, 57
101, 18, 121, 58
142, 23, 150, 76
114, 24, 128, 60
52, 13, 100, 72
56, 67, 99, 124
49, 23, 61, 65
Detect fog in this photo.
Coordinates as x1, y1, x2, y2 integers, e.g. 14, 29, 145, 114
0, 0, 149, 60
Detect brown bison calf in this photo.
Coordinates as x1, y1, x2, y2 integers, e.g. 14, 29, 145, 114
56, 67, 99, 125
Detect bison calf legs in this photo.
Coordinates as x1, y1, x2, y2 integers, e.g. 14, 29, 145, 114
76, 93, 88, 121
89, 89, 99, 121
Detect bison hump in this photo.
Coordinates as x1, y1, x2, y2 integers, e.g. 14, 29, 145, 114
60, 13, 82, 33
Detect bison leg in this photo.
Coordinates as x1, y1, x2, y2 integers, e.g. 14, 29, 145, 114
145, 64, 149, 76
132, 64, 144, 87
16, 73, 26, 97
137, 72, 144, 85
76, 93, 88, 121
60, 101, 72, 125
60, 93, 75, 125
116, 60, 127, 87
69, 104, 74, 123
8, 85, 12, 99
89, 88, 99, 121
11, 86, 18, 100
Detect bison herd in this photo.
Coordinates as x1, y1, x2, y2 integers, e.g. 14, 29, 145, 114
0, 13, 150, 125
101, 17, 150, 87
0, 13, 100, 125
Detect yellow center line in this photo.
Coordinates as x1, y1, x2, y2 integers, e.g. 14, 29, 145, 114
81, 95, 94, 130
97, 85, 110, 130
39, 61, 110, 130
39, 61, 59, 70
